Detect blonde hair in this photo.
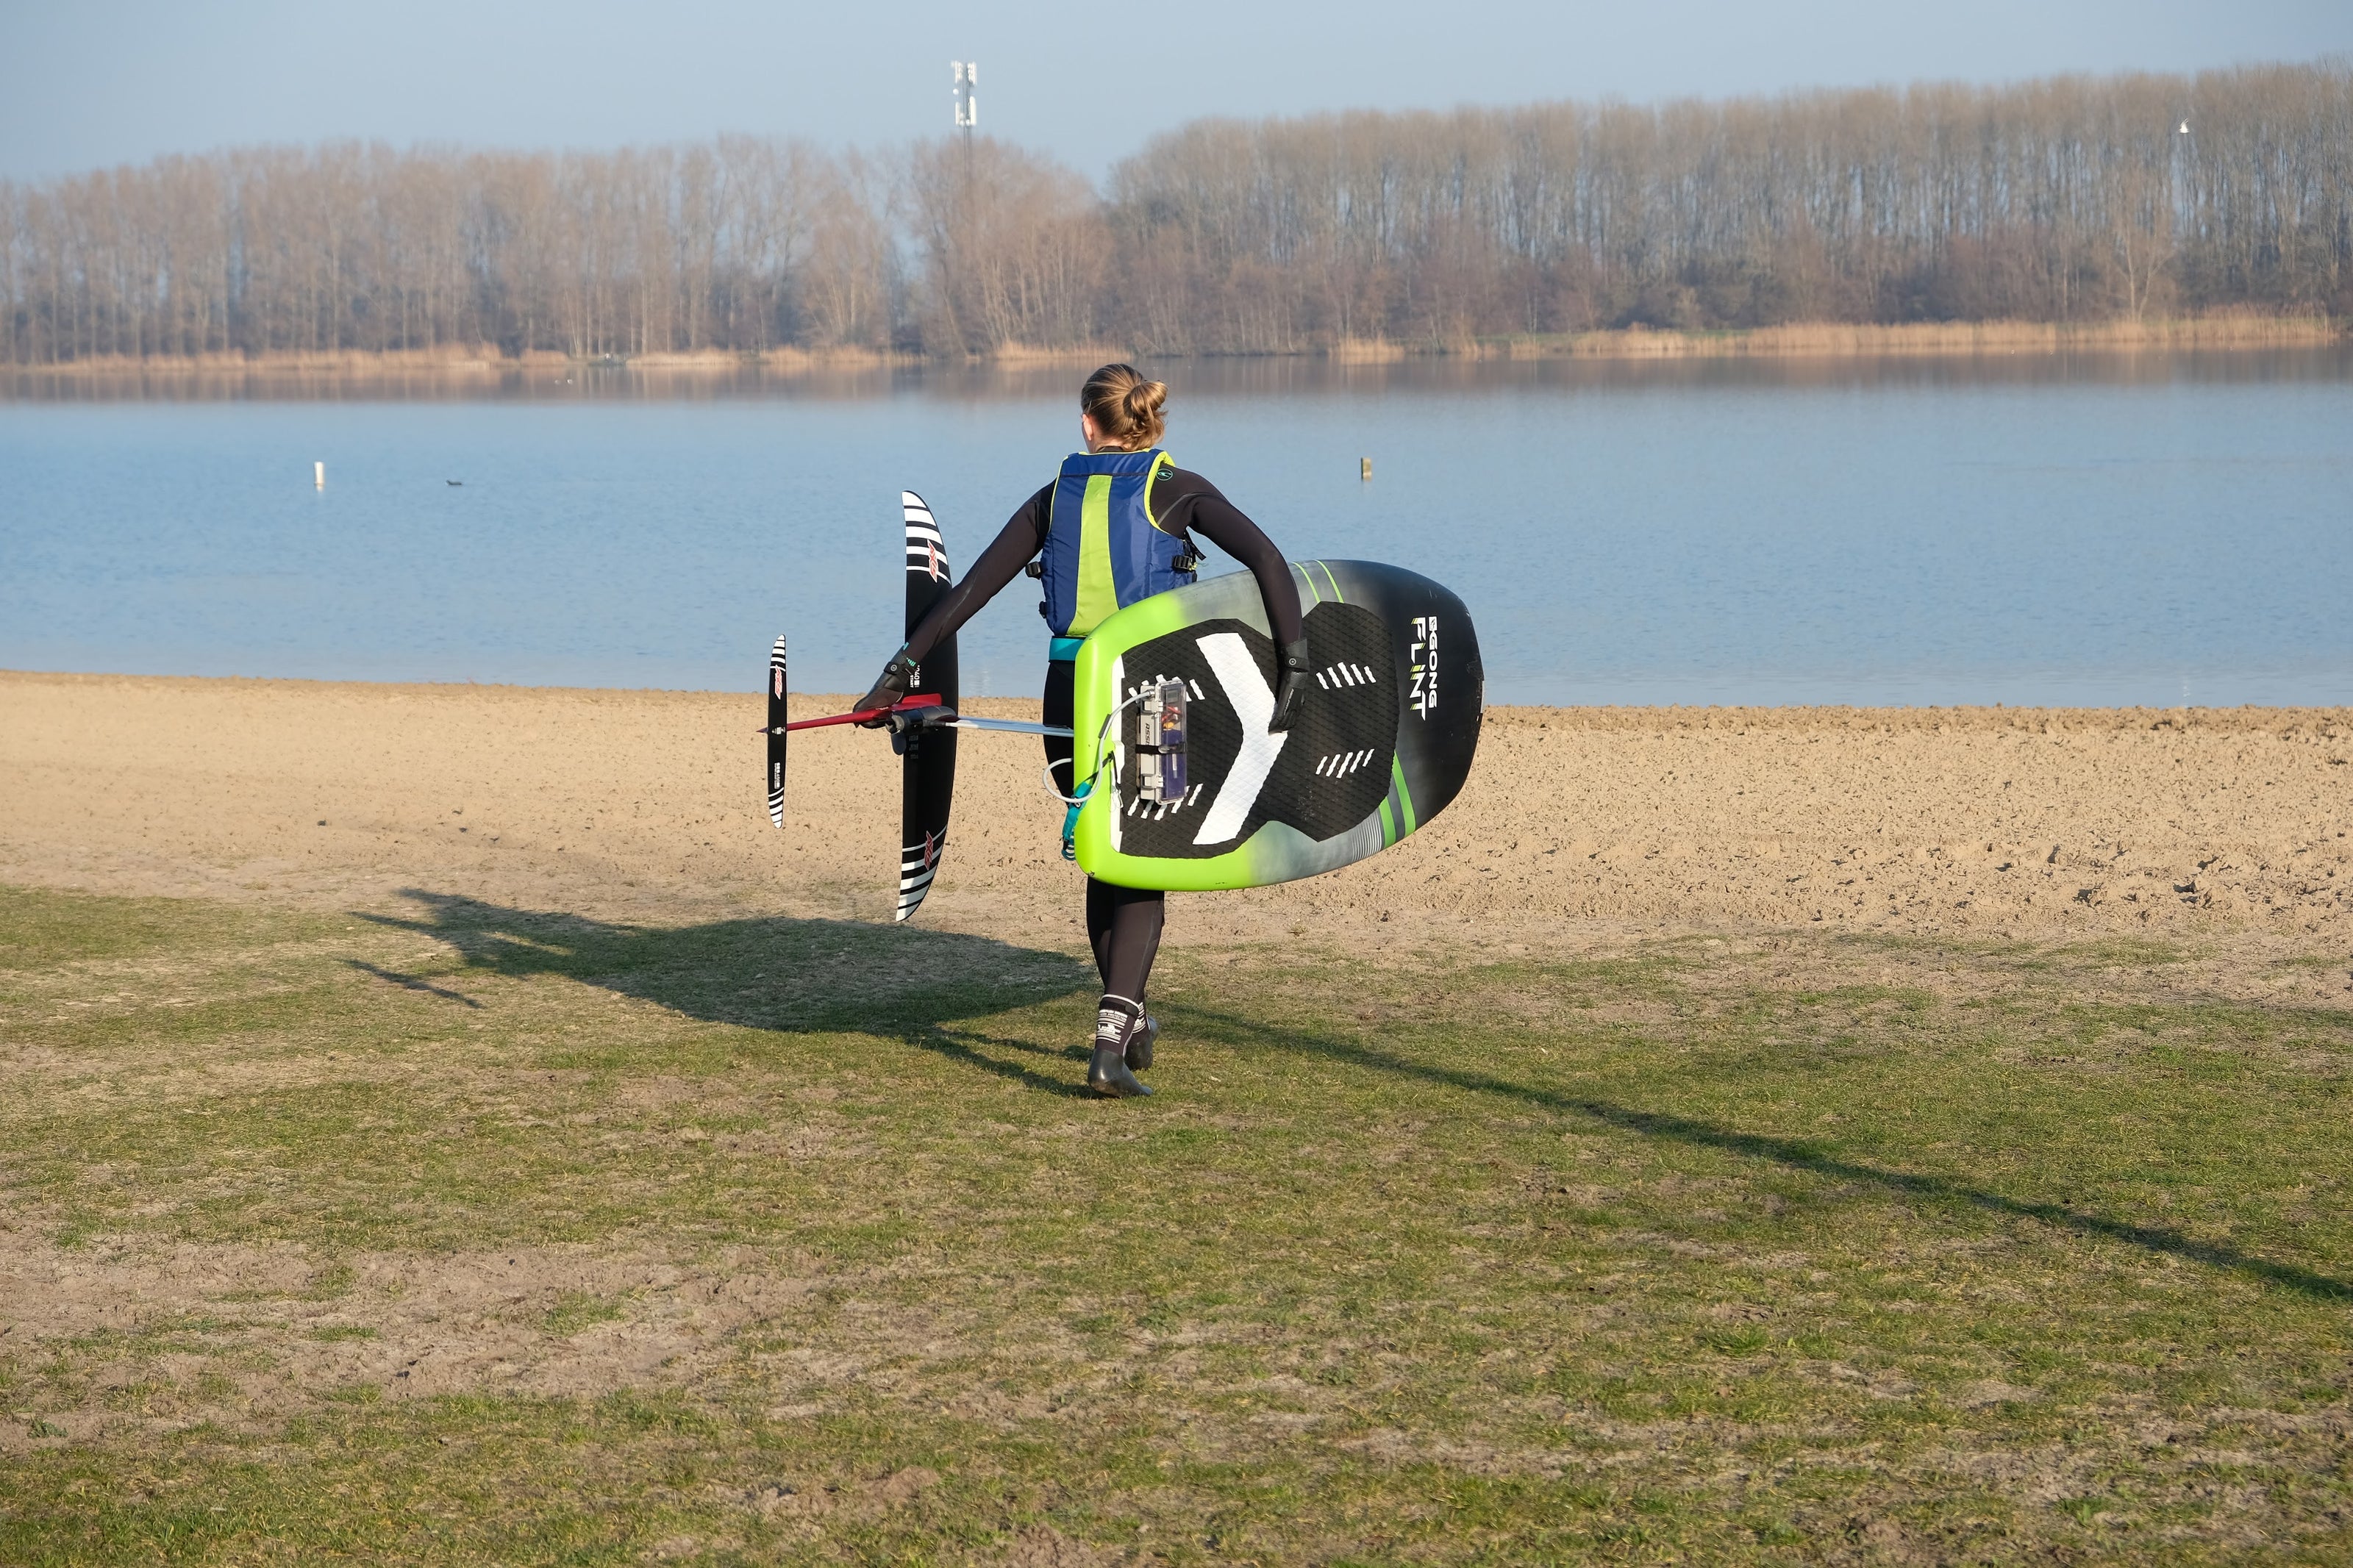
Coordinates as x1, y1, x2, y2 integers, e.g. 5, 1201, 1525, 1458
1079, 363, 1167, 450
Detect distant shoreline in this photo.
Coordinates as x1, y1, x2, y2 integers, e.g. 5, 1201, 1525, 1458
4, 314, 2341, 383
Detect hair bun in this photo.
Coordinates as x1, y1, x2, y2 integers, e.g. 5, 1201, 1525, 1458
1080, 363, 1168, 449
1124, 379, 1167, 423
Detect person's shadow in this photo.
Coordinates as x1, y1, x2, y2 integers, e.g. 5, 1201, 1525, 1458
354, 889, 1099, 1096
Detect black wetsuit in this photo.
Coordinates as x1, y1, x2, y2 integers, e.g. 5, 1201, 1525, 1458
900, 465, 1304, 1006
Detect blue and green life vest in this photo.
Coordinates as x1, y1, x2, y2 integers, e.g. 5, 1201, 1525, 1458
1040, 448, 1196, 657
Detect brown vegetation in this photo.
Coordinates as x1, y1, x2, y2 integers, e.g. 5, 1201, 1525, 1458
1500, 311, 2343, 358
2, 61, 2346, 366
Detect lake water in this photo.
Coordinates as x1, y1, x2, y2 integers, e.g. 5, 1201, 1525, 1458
5, 351, 2351, 707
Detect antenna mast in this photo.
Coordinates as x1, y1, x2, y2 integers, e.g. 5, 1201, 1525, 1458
951, 61, 978, 183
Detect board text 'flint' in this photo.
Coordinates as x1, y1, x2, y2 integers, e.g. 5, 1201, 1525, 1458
1408, 615, 1439, 717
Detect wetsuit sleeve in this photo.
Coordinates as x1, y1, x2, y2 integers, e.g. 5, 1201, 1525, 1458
901, 484, 1053, 665
1157, 470, 1305, 647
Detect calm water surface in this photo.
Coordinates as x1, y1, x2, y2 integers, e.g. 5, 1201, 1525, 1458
5, 352, 2350, 706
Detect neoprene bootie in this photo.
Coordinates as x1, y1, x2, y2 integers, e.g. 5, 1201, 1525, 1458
1087, 996, 1152, 1098
1126, 1014, 1158, 1073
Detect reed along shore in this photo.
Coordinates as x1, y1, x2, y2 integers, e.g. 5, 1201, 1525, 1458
6, 315, 2344, 389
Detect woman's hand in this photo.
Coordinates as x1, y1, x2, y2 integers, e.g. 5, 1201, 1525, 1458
1269, 638, 1311, 732
854, 649, 918, 726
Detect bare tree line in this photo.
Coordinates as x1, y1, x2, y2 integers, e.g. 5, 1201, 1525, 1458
2, 60, 2346, 365
1111, 60, 2353, 349
0, 139, 904, 363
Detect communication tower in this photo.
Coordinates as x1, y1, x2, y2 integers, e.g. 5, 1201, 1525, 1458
951, 62, 978, 134
951, 62, 978, 185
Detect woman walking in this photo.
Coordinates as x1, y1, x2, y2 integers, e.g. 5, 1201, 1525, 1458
855, 365, 1309, 1097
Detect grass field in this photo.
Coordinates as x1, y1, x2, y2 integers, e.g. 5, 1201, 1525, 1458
2, 881, 2350, 1564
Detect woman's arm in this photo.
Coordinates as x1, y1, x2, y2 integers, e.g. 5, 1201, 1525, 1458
1155, 471, 1304, 646
904, 485, 1052, 664
1156, 470, 1311, 728
854, 485, 1051, 715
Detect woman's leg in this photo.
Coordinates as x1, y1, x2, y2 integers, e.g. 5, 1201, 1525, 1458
1088, 878, 1165, 1079
1046, 659, 1157, 1095
1086, 878, 1165, 1003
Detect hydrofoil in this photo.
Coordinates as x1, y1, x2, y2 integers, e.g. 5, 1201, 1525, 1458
763, 493, 1070, 923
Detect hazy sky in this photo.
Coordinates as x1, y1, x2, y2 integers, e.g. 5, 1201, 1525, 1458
4, 0, 2346, 184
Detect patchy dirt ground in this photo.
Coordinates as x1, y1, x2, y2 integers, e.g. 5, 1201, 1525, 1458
0, 1237, 825, 1450
2, 672, 2347, 955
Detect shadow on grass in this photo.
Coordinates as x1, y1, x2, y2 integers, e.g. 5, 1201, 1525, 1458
345, 959, 484, 1008
1185, 1005, 2353, 1304
357, 891, 2348, 1300
357, 889, 1097, 1097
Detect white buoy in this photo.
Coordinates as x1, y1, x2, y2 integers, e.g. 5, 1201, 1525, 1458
315, 461, 325, 490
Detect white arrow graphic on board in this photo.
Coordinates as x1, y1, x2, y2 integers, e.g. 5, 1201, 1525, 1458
1193, 631, 1290, 845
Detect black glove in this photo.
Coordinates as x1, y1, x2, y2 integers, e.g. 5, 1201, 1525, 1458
854, 648, 918, 727
1268, 638, 1311, 732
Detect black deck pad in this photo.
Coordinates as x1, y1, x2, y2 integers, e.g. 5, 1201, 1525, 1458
1112, 600, 1396, 859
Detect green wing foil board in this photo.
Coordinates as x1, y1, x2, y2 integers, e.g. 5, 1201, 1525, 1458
1072, 560, 1483, 892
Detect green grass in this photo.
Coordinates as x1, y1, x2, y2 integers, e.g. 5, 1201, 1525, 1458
2, 882, 2351, 1563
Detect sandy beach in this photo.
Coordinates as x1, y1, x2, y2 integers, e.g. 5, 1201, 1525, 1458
4, 671, 2346, 956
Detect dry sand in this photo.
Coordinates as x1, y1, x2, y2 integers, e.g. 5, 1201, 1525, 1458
4, 671, 2347, 956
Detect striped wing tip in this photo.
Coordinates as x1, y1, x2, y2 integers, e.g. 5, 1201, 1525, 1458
901, 491, 949, 583
896, 836, 943, 923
